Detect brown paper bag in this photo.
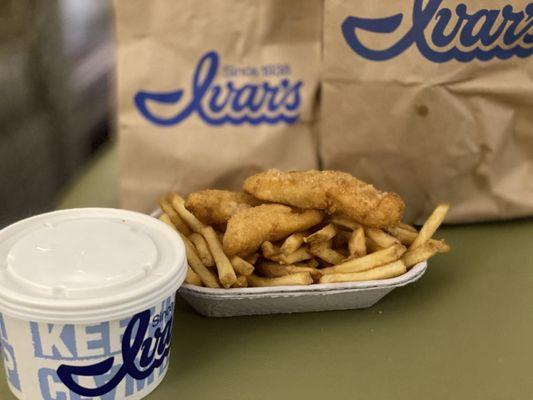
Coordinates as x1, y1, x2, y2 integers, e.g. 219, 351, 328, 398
115, 0, 322, 212
321, 0, 533, 223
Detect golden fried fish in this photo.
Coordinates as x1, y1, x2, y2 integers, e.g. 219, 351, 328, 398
223, 204, 324, 256
243, 169, 404, 228
185, 190, 261, 225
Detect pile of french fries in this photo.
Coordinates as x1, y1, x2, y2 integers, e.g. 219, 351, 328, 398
158, 193, 450, 289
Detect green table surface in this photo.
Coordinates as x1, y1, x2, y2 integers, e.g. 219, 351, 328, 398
2, 143, 533, 399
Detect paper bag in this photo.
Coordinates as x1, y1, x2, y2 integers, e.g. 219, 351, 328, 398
321, 0, 533, 223
115, 0, 322, 212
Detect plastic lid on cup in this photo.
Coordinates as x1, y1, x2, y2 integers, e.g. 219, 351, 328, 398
0, 208, 186, 324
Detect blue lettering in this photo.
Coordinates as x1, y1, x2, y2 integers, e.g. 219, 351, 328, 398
85, 323, 111, 356
342, 0, 533, 63
31, 323, 77, 360
38, 368, 67, 400
134, 51, 302, 126
1, 340, 21, 391
56, 305, 174, 397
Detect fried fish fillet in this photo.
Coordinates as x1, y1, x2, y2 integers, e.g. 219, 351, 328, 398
223, 204, 324, 256
243, 170, 404, 228
185, 190, 261, 225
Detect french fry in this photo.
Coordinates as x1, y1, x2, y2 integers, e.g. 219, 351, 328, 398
182, 238, 220, 288
231, 275, 248, 288
189, 233, 215, 267
294, 259, 319, 268
247, 272, 313, 287
160, 214, 220, 288
159, 198, 191, 235
319, 260, 406, 284
280, 232, 306, 256
257, 261, 322, 279
276, 247, 313, 264
333, 230, 351, 248
309, 242, 344, 264
304, 224, 337, 244
230, 256, 255, 276
321, 244, 406, 275
159, 177, 450, 289
436, 241, 451, 253
402, 241, 442, 268
348, 226, 366, 257
170, 193, 206, 233
202, 226, 237, 288
388, 226, 416, 245
365, 236, 385, 252
410, 204, 450, 250
329, 215, 361, 230
245, 253, 260, 265
398, 222, 417, 232
185, 266, 202, 286
365, 227, 400, 248
261, 241, 281, 259
389, 226, 450, 253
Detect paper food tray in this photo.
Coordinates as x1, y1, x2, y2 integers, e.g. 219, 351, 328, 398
151, 209, 427, 317
179, 262, 427, 317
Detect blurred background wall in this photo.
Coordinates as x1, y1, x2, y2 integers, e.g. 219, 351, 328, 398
0, 0, 114, 227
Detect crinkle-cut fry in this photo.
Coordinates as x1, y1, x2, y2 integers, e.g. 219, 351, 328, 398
319, 260, 406, 284
189, 233, 215, 267
160, 214, 220, 288
159, 198, 191, 235
245, 253, 260, 265
398, 222, 417, 232
201, 226, 237, 288
257, 261, 322, 279
247, 272, 313, 287
170, 193, 206, 233
348, 226, 366, 257
410, 204, 450, 250
185, 266, 202, 286
402, 241, 443, 268
261, 241, 281, 259
230, 256, 255, 276
309, 244, 344, 265
321, 244, 406, 275
365, 227, 400, 248
329, 215, 361, 230
231, 275, 248, 288
280, 232, 306, 256
304, 224, 337, 244
275, 247, 313, 264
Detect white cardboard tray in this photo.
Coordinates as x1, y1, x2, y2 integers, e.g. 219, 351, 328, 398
151, 209, 427, 317
179, 262, 427, 317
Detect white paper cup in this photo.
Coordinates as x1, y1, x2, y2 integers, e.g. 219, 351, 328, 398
0, 209, 187, 400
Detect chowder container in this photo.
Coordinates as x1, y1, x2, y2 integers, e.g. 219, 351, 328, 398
0, 208, 187, 400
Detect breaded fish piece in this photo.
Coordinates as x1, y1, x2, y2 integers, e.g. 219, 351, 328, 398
185, 190, 261, 225
243, 170, 404, 228
223, 204, 324, 256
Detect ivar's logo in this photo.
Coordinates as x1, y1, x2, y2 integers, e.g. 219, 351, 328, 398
342, 0, 533, 62
134, 51, 303, 126
56, 308, 173, 397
